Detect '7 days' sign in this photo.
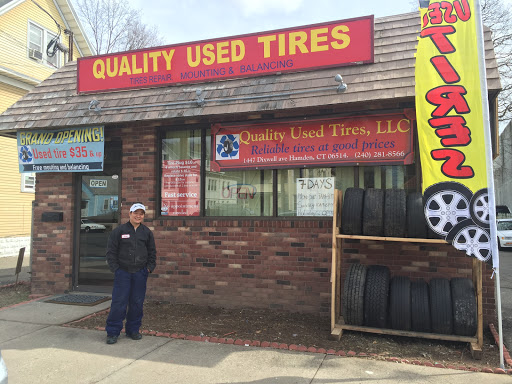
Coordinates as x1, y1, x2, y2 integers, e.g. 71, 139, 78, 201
297, 177, 334, 216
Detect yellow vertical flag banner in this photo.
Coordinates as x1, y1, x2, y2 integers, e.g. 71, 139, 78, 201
415, 0, 497, 266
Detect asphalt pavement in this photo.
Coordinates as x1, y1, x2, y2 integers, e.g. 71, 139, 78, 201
497, 249, 512, 351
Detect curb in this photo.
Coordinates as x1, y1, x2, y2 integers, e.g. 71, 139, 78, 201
489, 323, 512, 368
65, 310, 511, 375
0, 283, 50, 311
0, 295, 51, 311
0, 281, 30, 289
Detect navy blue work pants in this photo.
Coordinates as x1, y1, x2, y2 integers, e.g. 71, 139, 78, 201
106, 267, 148, 336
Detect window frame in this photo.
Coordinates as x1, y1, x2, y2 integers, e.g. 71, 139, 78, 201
27, 20, 61, 68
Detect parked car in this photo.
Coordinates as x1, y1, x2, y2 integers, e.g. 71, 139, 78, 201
497, 218, 512, 250
80, 219, 106, 233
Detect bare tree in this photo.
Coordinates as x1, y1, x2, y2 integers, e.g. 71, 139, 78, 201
482, 0, 512, 124
75, 0, 163, 54
410, 0, 512, 125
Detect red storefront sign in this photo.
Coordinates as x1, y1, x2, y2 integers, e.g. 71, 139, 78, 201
211, 113, 414, 171
77, 16, 374, 94
161, 159, 200, 216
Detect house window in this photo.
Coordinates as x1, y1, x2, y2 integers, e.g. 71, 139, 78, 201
28, 22, 61, 68
21, 173, 35, 193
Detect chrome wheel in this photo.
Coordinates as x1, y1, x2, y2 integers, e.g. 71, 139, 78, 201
470, 189, 489, 228
450, 224, 491, 262
424, 190, 470, 237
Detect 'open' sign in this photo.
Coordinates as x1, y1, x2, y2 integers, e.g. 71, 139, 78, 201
90, 179, 107, 188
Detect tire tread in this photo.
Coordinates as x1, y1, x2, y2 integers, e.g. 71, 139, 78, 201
342, 264, 368, 325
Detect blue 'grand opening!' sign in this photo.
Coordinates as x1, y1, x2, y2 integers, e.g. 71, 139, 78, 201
17, 127, 104, 173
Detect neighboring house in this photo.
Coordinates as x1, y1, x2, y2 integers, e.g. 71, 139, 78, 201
494, 121, 512, 210
0, 0, 93, 257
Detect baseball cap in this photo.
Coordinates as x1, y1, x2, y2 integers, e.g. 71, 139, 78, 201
130, 203, 146, 212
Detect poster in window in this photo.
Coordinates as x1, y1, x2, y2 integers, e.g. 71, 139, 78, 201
161, 159, 200, 216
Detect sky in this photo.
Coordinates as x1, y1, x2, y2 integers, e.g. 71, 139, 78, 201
119, 0, 420, 45
71, 0, 512, 130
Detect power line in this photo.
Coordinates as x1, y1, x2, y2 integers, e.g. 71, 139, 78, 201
31, 0, 62, 29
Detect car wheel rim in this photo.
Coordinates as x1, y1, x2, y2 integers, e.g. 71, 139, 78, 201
452, 225, 491, 262
471, 190, 490, 227
425, 191, 470, 236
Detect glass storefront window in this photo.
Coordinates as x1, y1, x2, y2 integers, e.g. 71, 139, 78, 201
205, 131, 272, 216
162, 129, 418, 217
277, 169, 301, 216
359, 166, 381, 189
333, 167, 355, 190
356, 164, 416, 191
205, 169, 273, 216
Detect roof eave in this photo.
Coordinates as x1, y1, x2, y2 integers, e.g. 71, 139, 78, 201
53, 0, 96, 57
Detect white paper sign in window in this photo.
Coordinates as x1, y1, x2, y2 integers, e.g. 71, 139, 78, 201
21, 173, 36, 193
296, 177, 334, 216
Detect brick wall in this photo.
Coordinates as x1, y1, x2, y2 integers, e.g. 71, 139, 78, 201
147, 219, 333, 314
119, 125, 158, 217
31, 172, 74, 295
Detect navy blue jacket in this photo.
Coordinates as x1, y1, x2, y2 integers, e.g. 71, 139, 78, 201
106, 221, 156, 273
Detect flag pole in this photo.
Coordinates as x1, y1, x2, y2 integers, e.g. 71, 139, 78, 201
474, 0, 504, 369
496, 270, 505, 368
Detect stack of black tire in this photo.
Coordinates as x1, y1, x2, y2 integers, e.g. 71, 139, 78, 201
341, 188, 429, 238
342, 264, 477, 336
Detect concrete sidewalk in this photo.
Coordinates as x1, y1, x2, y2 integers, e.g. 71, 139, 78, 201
0, 296, 509, 384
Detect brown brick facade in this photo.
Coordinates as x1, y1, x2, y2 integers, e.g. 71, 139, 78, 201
148, 219, 333, 314
30, 125, 497, 326
32, 172, 75, 295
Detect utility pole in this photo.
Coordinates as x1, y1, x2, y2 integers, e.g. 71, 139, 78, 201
65, 29, 74, 62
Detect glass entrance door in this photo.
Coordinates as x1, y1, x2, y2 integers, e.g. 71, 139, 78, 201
78, 175, 120, 285
77, 140, 121, 288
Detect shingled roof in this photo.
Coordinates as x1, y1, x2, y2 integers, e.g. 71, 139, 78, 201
0, 12, 501, 134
